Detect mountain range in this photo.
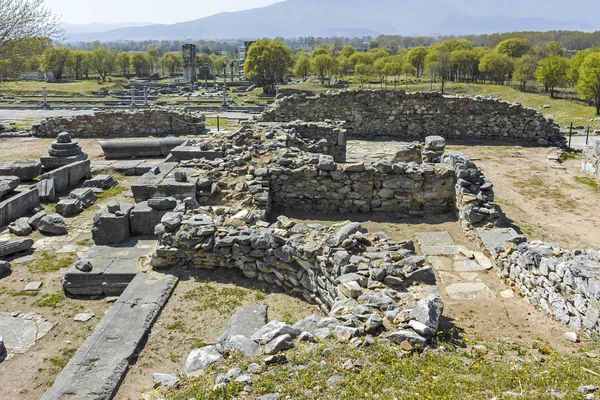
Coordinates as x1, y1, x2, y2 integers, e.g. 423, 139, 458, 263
64, 0, 600, 42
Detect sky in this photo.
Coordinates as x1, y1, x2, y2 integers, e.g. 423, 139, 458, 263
46, 0, 283, 25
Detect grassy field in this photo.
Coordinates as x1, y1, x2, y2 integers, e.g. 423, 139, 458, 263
0, 79, 128, 96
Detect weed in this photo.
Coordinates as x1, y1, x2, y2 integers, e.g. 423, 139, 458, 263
29, 251, 74, 273
96, 185, 128, 199
183, 282, 264, 314
9, 290, 38, 297
33, 292, 65, 308
166, 321, 188, 332
169, 353, 181, 363
574, 176, 600, 191
76, 238, 92, 247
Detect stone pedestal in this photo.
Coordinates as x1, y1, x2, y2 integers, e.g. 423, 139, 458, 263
92, 203, 134, 245
40, 132, 88, 171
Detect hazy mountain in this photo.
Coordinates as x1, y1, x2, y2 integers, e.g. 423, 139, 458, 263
63, 22, 155, 33
64, 0, 597, 42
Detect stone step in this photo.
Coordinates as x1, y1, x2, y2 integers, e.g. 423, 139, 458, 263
41, 272, 178, 400
446, 282, 495, 300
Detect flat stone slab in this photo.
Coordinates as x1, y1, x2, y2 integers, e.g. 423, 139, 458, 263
421, 245, 462, 256
415, 231, 454, 246
446, 282, 495, 299
0, 312, 54, 353
41, 272, 178, 400
453, 259, 490, 272
478, 228, 520, 258
427, 256, 454, 271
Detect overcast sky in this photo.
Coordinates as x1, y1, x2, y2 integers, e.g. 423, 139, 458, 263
46, 0, 282, 24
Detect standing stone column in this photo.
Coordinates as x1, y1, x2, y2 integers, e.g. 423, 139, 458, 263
182, 44, 197, 86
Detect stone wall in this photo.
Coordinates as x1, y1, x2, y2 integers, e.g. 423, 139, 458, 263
268, 157, 455, 215
495, 241, 600, 334
582, 138, 600, 177
261, 90, 563, 144
32, 108, 206, 138
279, 121, 347, 162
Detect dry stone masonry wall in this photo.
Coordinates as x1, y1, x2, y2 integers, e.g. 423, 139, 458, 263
261, 90, 564, 144
582, 137, 600, 177
32, 108, 206, 138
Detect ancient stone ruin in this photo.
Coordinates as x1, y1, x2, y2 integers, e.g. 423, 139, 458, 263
582, 137, 600, 177
182, 44, 197, 85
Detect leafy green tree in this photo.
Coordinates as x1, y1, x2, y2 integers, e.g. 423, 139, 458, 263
354, 62, 372, 87
89, 48, 116, 82
311, 53, 337, 84
293, 51, 311, 80
196, 53, 212, 79
441, 38, 472, 52
425, 46, 452, 93
0, 37, 48, 79
244, 39, 293, 93
159, 52, 183, 75
131, 52, 151, 77
495, 38, 531, 58
337, 55, 353, 78
339, 45, 355, 59
479, 52, 514, 84
41, 46, 70, 80
513, 55, 538, 87
146, 47, 160, 73
312, 45, 331, 56
115, 51, 130, 77
535, 55, 570, 97
407, 46, 428, 77
568, 50, 589, 86
450, 49, 479, 82
69, 50, 88, 80
578, 52, 600, 115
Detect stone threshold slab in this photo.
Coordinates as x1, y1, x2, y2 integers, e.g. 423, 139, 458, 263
41, 271, 178, 400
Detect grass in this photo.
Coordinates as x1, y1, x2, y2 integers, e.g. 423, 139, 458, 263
183, 282, 266, 314
169, 338, 600, 400
96, 185, 128, 199
9, 290, 39, 297
33, 292, 65, 308
574, 176, 600, 191
204, 117, 235, 131
29, 251, 74, 273
43, 347, 77, 383
0, 78, 128, 96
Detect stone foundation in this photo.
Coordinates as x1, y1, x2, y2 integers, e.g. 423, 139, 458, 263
261, 90, 563, 144
32, 108, 206, 138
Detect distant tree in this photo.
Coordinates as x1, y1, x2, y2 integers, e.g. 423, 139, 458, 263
41, 46, 70, 80
196, 53, 212, 79
441, 38, 472, 52
479, 52, 514, 84
578, 52, 600, 115
89, 48, 116, 82
568, 50, 589, 86
131, 52, 151, 77
294, 51, 311, 80
535, 55, 570, 97
373, 56, 390, 88
312, 45, 331, 56
311, 53, 337, 84
244, 39, 293, 93
0, 36, 48, 79
69, 50, 88, 80
0, 0, 62, 54
354, 62, 372, 87
425, 47, 451, 93
407, 46, 428, 77
146, 47, 160, 73
159, 52, 183, 75
542, 41, 564, 57
115, 52, 130, 77
337, 55, 353, 78
450, 49, 479, 82
495, 38, 531, 58
339, 45, 355, 59
349, 52, 374, 68
513, 55, 538, 88
368, 41, 380, 50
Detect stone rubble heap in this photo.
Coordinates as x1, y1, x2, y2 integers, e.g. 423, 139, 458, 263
32, 107, 206, 138
40, 132, 88, 170
496, 240, 600, 334
261, 90, 564, 144
152, 212, 443, 352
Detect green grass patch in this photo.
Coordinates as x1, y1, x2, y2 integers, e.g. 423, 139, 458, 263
76, 238, 93, 247
29, 251, 74, 273
574, 176, 600, 191
183, 282, 265, 314
96, 185, 128, 199
0, 79, 128, 96
9, 290, 39, 297
33, 292, 65, 308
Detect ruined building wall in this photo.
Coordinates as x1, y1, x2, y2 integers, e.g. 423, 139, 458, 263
182, 44, 197, 85
280, 121, 347, 163
582, 138, 600, 178
32, 108, 205, 138
261, 90, 563, 143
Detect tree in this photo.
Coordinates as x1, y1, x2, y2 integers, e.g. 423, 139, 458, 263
41, 46, 70, 80
311, 53, 337, 85
479, 52, 514, 84
425, 47, 451, 93
568, 50, 589, 86
0, 36, 48, 79
513, 55, 538, 88
407, 46, 428, 77
115, 52, 130, 77
89, 48, 116, 82
495, 38, 531, 58
69, 50, 88, 80
196, 53, 212, 79
244, 39, 293, 93
159, 52, 183, 75
0, 0, 62, 54
535, 55, 570, 97
578, 52, 600, 115
146, 47, 159, 73
294, 51, 311, 80
354, 62, 372, 87
441, 38, 472, 52
131, 52, 151, 77
373, 56, 390, 88
339, 45, 355, 59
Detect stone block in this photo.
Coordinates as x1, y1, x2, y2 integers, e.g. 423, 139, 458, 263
8, 217, 32, 236
82, 175, 117, 190
40, 160, 90, 192
38, 214, 67, 235
92, 203, 134, 245
0, 238, 33, 257
130, 202, 169, 236
0, 161, 41, 181
0, 189, 40, 228
0, 176, 20, 199
37, 178, 56, 203
68, 188, 97, 208
56, 199, 83, 217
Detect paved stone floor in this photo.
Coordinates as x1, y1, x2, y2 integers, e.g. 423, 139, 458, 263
347, 138, 411, 163
0, 312, 54, 355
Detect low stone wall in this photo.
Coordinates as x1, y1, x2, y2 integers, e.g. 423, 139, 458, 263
40, 160, 90, 192
0, 188, 40, 227
279, 121, 347, 162
495, 241, 600, 334
268, 158, 455, 215
261, 90, 563, 144
32, 108, 206, 138
582, 138, 600, 177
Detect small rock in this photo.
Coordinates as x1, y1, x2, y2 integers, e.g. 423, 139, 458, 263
265, 334, 293, 355
75, 259, 93, 272
74, 312, 94, 322
564, 332, 578, 343
184, 346, 223, 374
8, 218, 32, 236
24, 281, 42, 291
38, 214, 67, 235
153, 373, 180, 388
326, 375, 344, 388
